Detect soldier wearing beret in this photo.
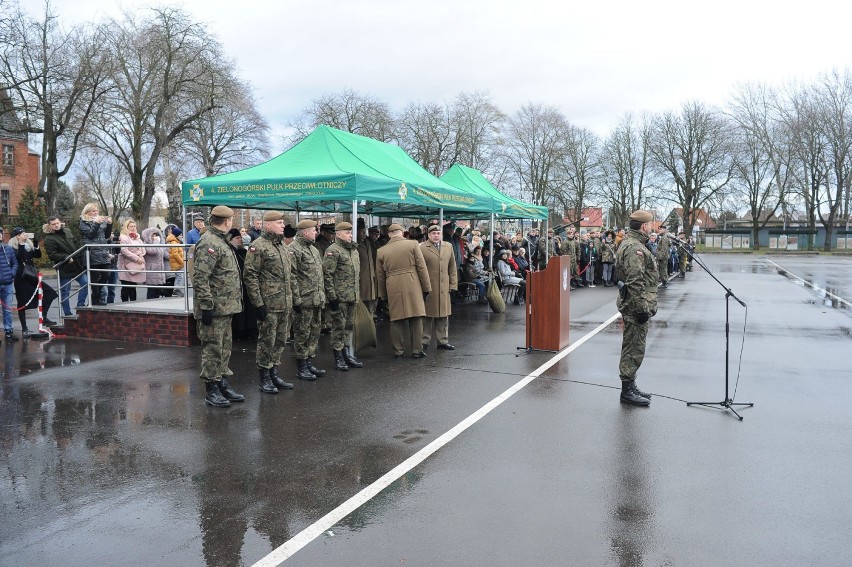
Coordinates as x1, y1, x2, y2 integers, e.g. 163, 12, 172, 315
376, 223, 432, 358
243, 210, 297, 394
193, 205, 246, 407
614, 210, 659, 406
420, 224, 458, 351
316, 224, 336, 335
323, 221, 363, 371
290, 219, 327, 379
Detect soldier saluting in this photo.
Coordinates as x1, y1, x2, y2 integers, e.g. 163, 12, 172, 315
323, 221, 364, 371
243, 210, 297, 394
614, 210, 659, 406
193, 205, 246, 408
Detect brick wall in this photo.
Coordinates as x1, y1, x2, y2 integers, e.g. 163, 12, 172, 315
59, 308, 199, 346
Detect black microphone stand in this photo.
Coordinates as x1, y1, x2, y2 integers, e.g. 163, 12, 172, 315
674, 238, 754, 420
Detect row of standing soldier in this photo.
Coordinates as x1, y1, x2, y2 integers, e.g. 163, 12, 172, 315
193, 208, 457, 408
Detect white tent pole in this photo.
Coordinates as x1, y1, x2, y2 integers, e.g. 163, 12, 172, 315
352, 200, 358, 243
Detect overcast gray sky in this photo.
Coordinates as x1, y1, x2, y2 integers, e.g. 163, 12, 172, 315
49, 0, 852, 149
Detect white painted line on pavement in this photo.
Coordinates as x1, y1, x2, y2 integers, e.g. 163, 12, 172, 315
764, 258, 852, 308
252, 312, 623, 566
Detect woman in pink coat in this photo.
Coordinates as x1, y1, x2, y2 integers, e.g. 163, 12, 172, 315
117, 219, 146, 302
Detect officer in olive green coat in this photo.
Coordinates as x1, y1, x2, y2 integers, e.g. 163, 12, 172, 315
244, 210, 297, 394
193, 205, 245, 408
614, 210, 659, 406
323, 221, 363, 371
420, 224, 458, 350
376, 223, 432, 358
290, 219, 327, 380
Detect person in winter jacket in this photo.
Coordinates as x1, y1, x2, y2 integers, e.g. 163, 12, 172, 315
78, 203, 113, 305
165, 225, 185, 297
117, 219, 146, 302
43, 216, 89, 316
142, 227, 169, 299
0, 226, 19, 342
11, 227, 58, 333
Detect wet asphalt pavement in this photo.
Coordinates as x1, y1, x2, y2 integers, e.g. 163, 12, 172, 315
2, 254, 851, 566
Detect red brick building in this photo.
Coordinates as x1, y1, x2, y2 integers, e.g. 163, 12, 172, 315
1, 92, 41, 228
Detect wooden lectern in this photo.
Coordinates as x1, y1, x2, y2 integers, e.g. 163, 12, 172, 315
525, 255, 571, 351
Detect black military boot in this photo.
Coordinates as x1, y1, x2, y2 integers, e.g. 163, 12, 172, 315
306, 357, 326, 377
344, 346, 364, 368
205, 381, 231, 408
258, 367, 279, 394
620, 380, 650, 406
269, 366, 294, 390
333, 349, 349, 371
631, 380, 651, 399
218, 378, 245, 402
296, 359, 316, 381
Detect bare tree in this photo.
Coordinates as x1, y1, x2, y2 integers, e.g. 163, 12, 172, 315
650, 101, 734, 237
397, 100, 457, 175
90, 7, 224, 224
288, 88, 396, 145
0, 0, 111, 211
728, 82, 792, 248
811, 69, 852, 251
502, 103, 568, 219
600, 114, 654, 228
181, 74, 271, 177
74, 145, 133, 220
451, 91, 505, 177
558, 124, 602, 227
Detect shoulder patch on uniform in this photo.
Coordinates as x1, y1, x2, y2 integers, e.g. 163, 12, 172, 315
249, 246, 256, 252
636, 250, 644, 256
326, 252, 334, 256
207, 247, 216, 254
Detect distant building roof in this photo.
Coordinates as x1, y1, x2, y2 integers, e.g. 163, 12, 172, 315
564, 207, 603, 227
672, 207, 716, 229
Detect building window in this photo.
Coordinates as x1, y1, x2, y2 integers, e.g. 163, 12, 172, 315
1, 189, 9, 214
2, 144, 13, 169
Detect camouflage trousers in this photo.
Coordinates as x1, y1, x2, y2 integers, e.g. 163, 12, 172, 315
657, 259, 668, 283
293, 305, 321, 359
619, 313, 649, 382
330, 301, 356, 351
197, 315, 233, 382
256, 310, 290, 369
391, 317, 424, 356
679, 251, 688, 274
422, 316, 449, 346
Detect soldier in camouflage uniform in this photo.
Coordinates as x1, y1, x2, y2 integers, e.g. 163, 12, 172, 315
656, 225, 671, 288
193, 206, 245, 408
561, 226, 580, 288
316, 224, 336, 335
536, 228, 553, 270
290, 219, 327, 380
323, 221, 364, 371
676, 231, 689, 277
614, 210, 659, 406
243, 210, 297, 394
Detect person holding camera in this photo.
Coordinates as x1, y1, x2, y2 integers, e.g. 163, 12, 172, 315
78, 203, 113, 305
614, 210, 659, 407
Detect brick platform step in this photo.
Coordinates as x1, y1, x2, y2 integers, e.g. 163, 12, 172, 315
59, 306, 198, 346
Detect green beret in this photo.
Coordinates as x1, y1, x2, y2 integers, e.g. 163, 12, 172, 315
263, 210, 284, 222
388, 223, 404, 232
335, 222, 353, 231
296, 219, 317, 230
210, 205, 234, 218
629, 210, 654, 223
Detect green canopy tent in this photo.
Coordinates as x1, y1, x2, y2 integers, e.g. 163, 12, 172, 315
439, 164, 548, 220
181, 125, 496, 217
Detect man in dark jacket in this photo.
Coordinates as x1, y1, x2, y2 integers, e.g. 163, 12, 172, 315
43, 216, 89, 316
0, 226, 19, 342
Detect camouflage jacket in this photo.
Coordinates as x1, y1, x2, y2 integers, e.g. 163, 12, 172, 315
323, 239, 360, 304
560, 237, 579, 262
290, 233, 326, 307
615, 229, 658, 317
243, 231, 296, 312
193, 225, 243, 316
656, 233, 671, 261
